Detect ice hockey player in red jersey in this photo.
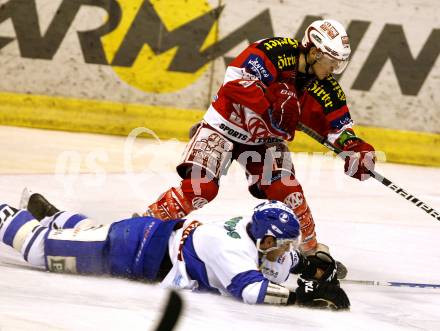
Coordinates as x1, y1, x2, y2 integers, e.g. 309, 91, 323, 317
143, 19, 376, 270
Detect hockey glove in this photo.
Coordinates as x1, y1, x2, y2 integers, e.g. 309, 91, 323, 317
295, 277, 350, 310
291, 251, 338, 284
342, 139, 376, 181
265, 82, 301, 138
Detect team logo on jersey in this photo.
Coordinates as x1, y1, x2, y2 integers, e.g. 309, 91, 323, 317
247, 117, 271, 139
224, 217, 242, 239
242, 54, 273, 82
238, 80, 257, 88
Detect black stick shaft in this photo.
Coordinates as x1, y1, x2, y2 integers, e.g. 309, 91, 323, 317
154, 290, 183, 331
297, 123, 440, 222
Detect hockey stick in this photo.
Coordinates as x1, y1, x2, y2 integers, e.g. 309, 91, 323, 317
154, 290, 184, 331
297, 123, 440, 222
341, 279, 440, 289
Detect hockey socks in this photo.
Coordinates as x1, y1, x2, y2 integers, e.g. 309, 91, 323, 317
0, 204, 40, 253
1, 204, 92, 267
261, 178, 318, 253
40, 211, 91, 230
0, 204, 48, 266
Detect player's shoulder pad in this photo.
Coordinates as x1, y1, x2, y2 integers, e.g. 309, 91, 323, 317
256, 37, 300, 71
306, 75, 347, 114
257, 37, 300, 52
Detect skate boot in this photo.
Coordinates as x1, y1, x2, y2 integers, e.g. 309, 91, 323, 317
27, 193, 60, 221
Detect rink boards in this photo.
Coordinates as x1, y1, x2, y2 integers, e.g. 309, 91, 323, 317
0, 0, 439, 166
0, 92, 438, 167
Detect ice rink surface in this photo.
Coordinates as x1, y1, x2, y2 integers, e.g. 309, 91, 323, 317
1, 126, 440, 331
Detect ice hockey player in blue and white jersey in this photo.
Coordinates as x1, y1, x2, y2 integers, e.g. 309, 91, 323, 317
0, 192, 349, 310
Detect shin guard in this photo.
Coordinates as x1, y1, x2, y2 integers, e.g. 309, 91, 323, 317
146, 179, 218, 220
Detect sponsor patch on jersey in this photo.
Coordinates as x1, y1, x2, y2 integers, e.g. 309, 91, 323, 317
330, 112, 352, 130
291, 251, 300, 268
307, 76, 346, 113
219, 123, 248, 141
284, 192, 304, 209
277, 254, 287, 264
260, 37, 298, 51
242, 54, 273, 84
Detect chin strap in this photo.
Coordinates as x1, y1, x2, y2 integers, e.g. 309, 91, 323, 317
304, 51, 316, 75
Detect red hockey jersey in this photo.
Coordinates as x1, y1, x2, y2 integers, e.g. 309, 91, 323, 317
204, 37, 355, 147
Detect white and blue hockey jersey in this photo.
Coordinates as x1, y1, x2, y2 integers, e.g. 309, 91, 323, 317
0, 203, 300, 305
162, 216, 300, 304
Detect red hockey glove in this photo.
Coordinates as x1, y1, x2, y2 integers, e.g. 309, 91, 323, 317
265, 82, 301, 137
342, 139, 376, 181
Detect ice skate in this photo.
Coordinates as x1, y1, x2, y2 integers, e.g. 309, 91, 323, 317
335, 261, 348, 279
26, 193, 60, 221
18, 187, 32, 210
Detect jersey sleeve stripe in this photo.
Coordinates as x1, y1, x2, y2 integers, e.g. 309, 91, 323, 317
226, 269, 268, 301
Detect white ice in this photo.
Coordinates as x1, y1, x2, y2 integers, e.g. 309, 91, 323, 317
1, 126, 440, 331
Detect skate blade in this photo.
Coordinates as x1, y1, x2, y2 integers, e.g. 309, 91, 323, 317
18, 187, 33, 210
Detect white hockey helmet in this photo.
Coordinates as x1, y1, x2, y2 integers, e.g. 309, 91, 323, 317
301, 19, 351, 74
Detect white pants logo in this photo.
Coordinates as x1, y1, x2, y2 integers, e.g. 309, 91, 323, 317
284, 192, 304, 209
